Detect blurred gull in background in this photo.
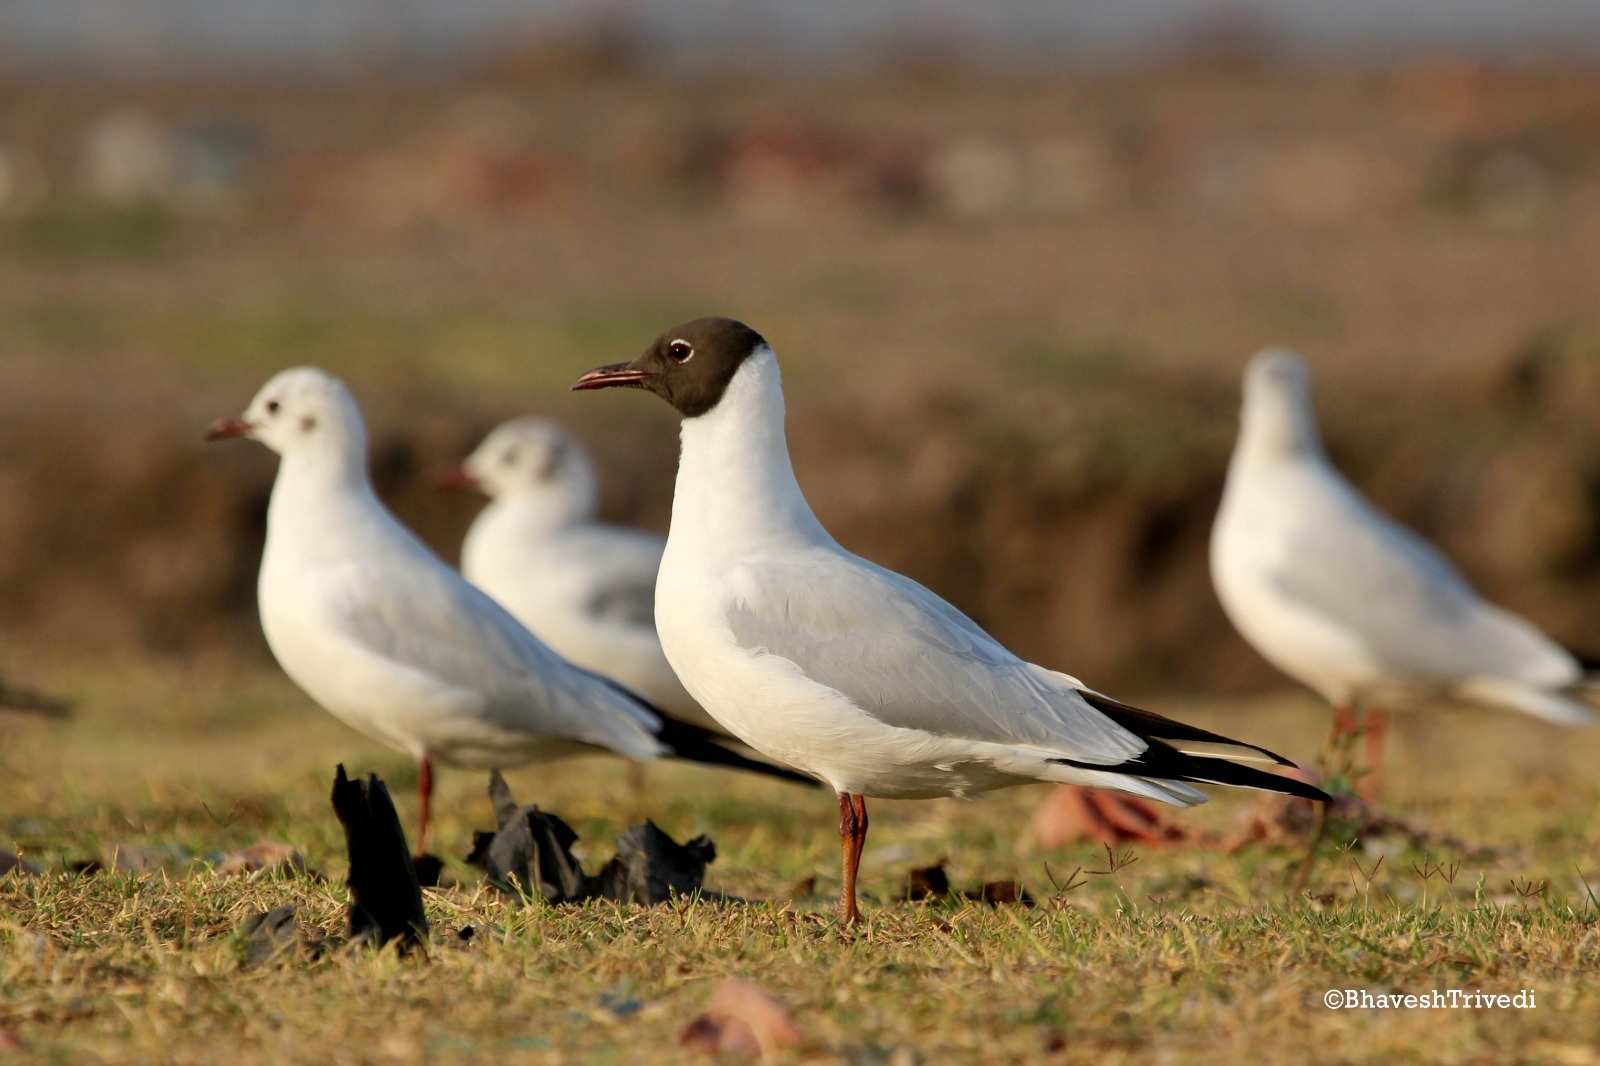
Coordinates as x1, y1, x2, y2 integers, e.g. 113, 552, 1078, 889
1211, 349, 1597, 790
435, 417, 722, 737
575, 316, 1326, 924
205, 367, 812, 857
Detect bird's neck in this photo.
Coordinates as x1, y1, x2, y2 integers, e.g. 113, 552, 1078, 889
1235, 390, 1325, 467
671, 348, 831, 551
465, 493, 581, 571
496, 480, 596, 535
265, 439, 381, 547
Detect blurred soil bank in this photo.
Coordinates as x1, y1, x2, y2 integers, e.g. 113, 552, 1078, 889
3, 58, 1600, 695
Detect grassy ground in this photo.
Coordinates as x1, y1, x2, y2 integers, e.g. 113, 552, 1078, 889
4, 649, 1600, 1063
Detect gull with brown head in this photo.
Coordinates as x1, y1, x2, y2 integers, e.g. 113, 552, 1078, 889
576, 318, 1327, 924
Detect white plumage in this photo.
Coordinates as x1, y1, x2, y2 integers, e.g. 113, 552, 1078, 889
576, 317, 1322, 921
1211, 349, 1596, 727
208, 367, 804, 854
447, 417, 717, 733
656, 349, 1229, 800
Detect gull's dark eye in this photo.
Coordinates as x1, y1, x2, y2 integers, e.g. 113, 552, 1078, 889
537, 447, 563, 481
501, 449, 517, 467
667, 340, 693, 363
266, 400, 281, 415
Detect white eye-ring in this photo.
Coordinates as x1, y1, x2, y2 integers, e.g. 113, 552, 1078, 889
667, 339, 694, 363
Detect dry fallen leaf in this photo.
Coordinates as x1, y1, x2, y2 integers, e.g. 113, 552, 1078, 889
1030, 786, 1192, 848
331, 765, 428, 952
474, 771, 720, 905
218, 841, 308, 879
238, 904, 306, 966
677, 978, 803, 1061
902, 861, 1034, 906
975, 880, 1032, 906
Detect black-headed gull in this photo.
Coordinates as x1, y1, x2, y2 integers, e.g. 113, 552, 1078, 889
205, 367, 813, 856
434, 417, 718, 735
1212, 350, 1596, 784
575, 318, 1326, 924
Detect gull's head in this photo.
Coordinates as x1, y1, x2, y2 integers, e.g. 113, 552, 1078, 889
1238, 348, 1320, 456
1244, 348, 1312, 404
205, 367, 365, 459
442, 417, 598, 511
570, 316, 770, 419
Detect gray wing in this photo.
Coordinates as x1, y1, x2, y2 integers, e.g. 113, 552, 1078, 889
321, 533, 664, 759
565, 526, 665, 628
586, 581, 657, 628
725, 548, 1146, 765
1273, 478, 1574, 684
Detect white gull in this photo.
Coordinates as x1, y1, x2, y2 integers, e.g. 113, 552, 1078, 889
1212, 350, 1595, 778
576, 318, 1325, 923
206, 367, 813, 855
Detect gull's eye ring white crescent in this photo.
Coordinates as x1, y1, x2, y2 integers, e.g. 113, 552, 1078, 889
668, 340, 694, 363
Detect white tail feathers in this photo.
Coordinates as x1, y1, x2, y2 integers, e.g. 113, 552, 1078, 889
994, 747, 1211, 806
1048, 765, 1211, 807
1456, 677, 1597, 727
1163, 740, 1280, 765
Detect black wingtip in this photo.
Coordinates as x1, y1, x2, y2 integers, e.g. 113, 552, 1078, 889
1062, 690, 1328, 802
585, 672, 820, 788
1053, 744, 1330, 803
1078, 689, 1298, 767
1568, 647, 1600, 676
653, 713, 821, 788
1180, 757, 1331, 802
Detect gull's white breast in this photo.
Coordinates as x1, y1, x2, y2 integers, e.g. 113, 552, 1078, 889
1211, 456, 1383, 703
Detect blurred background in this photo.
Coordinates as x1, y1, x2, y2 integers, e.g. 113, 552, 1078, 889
4, 1, 1600, 701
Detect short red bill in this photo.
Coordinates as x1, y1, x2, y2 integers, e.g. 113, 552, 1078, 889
204, 417, 252, 441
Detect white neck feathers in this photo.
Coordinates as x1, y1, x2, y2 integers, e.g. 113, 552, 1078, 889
672, 348, 831, 549
262, 414, 383, 556
1236, 376, 1324, 464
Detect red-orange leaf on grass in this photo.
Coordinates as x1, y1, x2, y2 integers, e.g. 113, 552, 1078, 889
677, 978, 804, 1061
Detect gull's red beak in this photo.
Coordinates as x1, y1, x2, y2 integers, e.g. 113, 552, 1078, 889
571, 362, 654, 391
431, 464, 480, 493
204, 417, 253, 441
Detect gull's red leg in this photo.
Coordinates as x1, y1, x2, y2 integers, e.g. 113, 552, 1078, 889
1331, 703, 1358, 741
836, 792, 868, 926
1361, 706, 1389, 800
1326, 702, 1362, 787
415, 756, 434, 858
